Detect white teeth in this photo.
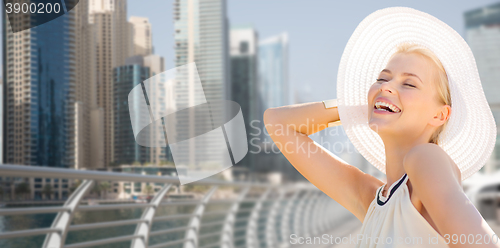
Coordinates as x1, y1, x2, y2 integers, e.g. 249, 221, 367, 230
374, 101, 401, 113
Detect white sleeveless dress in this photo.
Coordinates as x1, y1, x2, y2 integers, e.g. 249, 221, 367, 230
355, 173, 449, 247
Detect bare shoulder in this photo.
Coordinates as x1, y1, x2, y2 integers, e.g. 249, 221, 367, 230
402, 144, 487, 240
403, 143, 461, 186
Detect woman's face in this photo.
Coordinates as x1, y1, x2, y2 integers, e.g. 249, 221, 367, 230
367, 53, 447, 141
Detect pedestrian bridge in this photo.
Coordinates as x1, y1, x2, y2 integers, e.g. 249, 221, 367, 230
0, 164, 355, 248
1, 164, 497, 248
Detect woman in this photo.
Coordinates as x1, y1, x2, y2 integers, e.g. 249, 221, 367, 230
263, 7, 499, 248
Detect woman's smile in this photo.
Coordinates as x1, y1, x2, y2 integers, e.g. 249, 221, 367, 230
373, 107, 401, 115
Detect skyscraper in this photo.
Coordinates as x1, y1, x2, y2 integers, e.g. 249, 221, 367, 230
90, 0, 132, 168
74, 0, 98, 170
1, 0, 82, 167
230, 26, 259, 176
0, 77, 3, 163
173, 0, 230, 178
174, 0, 229, 102
113, 54, 170, 166
258, 32, 289, 144
465, 3, 500, 173
258, 32, 289, 110
114, 61, 151, 165
129, 16, 153, 56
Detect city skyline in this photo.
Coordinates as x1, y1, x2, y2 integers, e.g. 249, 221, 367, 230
127, 0, 500, 102
0, 0, 499, 175
0, 0, 498, 102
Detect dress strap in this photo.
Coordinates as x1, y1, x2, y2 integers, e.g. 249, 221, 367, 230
376, 173, 408, 206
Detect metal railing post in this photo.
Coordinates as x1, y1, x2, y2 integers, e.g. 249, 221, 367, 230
264, 188, 285, 247
246, 187, 271, 248
220, 186, 250, 248
42, 180, 94, 248
280, 190, 300, 243
309, 192, 323, 236
183, 186, 218, 248
302, 191, 319, 237
311, 192, 323, 235
322, 198, 334, 232
130, 183, 172, 248
311, 195, 327, 235
292, 191, 307, 237
318, 196, 329, 234
326, 201, 334, 230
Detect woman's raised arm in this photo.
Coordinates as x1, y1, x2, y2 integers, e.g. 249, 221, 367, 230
263, 102, 383, 222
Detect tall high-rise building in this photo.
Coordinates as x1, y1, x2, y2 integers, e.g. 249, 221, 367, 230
73, 0, 99, 170
174, 0, 229, 101
2, 0, 100, 169
129, 16, 153, 56
258, 32, 289, 142
1, 1, 84, 167
113, 54, 171, 166
173, 0, 230, 177
90, 0, 132, 168
465, 3, 500, 173
0, 76, 3, 163
259, 32, 289, 109
229, 26, 259, 176
113, 61, 151, 165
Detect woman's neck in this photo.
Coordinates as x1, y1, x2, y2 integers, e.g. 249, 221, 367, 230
382, 135, 430, 188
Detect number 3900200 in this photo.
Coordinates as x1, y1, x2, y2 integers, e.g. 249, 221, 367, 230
5, 2, 62, 14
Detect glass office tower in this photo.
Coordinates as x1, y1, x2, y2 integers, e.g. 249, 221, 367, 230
113, 64, 151, 165
2, 8, 75, 167
173, 0, 230, 174
258, 32, 289, 111
465, 2, 500, 173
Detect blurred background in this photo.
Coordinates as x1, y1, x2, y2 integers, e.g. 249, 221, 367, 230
1, 0, 500, 247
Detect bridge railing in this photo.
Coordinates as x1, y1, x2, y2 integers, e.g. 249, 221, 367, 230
0, 164, 348, 248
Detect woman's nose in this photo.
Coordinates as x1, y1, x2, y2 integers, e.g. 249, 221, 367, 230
379, 81, 394, 94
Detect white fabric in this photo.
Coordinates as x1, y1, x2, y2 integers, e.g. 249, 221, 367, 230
355, 173, 449, 247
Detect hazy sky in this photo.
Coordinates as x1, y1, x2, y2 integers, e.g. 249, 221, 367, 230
1, 1, 498, 103
127, 0, 499, 103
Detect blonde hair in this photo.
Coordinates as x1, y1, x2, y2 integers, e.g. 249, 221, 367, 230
389, 42, 451, 145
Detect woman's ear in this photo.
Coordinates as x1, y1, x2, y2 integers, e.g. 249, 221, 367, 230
430, 105, 451, 126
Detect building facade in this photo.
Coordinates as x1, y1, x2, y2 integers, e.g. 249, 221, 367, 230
173, 0, 230, 174
129, 16, 153, 56
113, 54, 173, 166
1, 0, 97, 200
229, 26, 259, 177
90, 0, 132, 168
258, 32, 289, 110
2, 0, 79, 167
258, 33, 289, 145
113, 63, 151, 165
465, 3, 500, 173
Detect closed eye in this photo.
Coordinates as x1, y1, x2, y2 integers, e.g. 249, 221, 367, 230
376, 78, 387, 82
404, 83, 416, 88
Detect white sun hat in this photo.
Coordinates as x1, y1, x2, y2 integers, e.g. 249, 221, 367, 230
336, 6, 497, 181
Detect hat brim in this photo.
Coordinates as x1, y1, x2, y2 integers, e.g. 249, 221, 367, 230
336, 6, 497, 181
